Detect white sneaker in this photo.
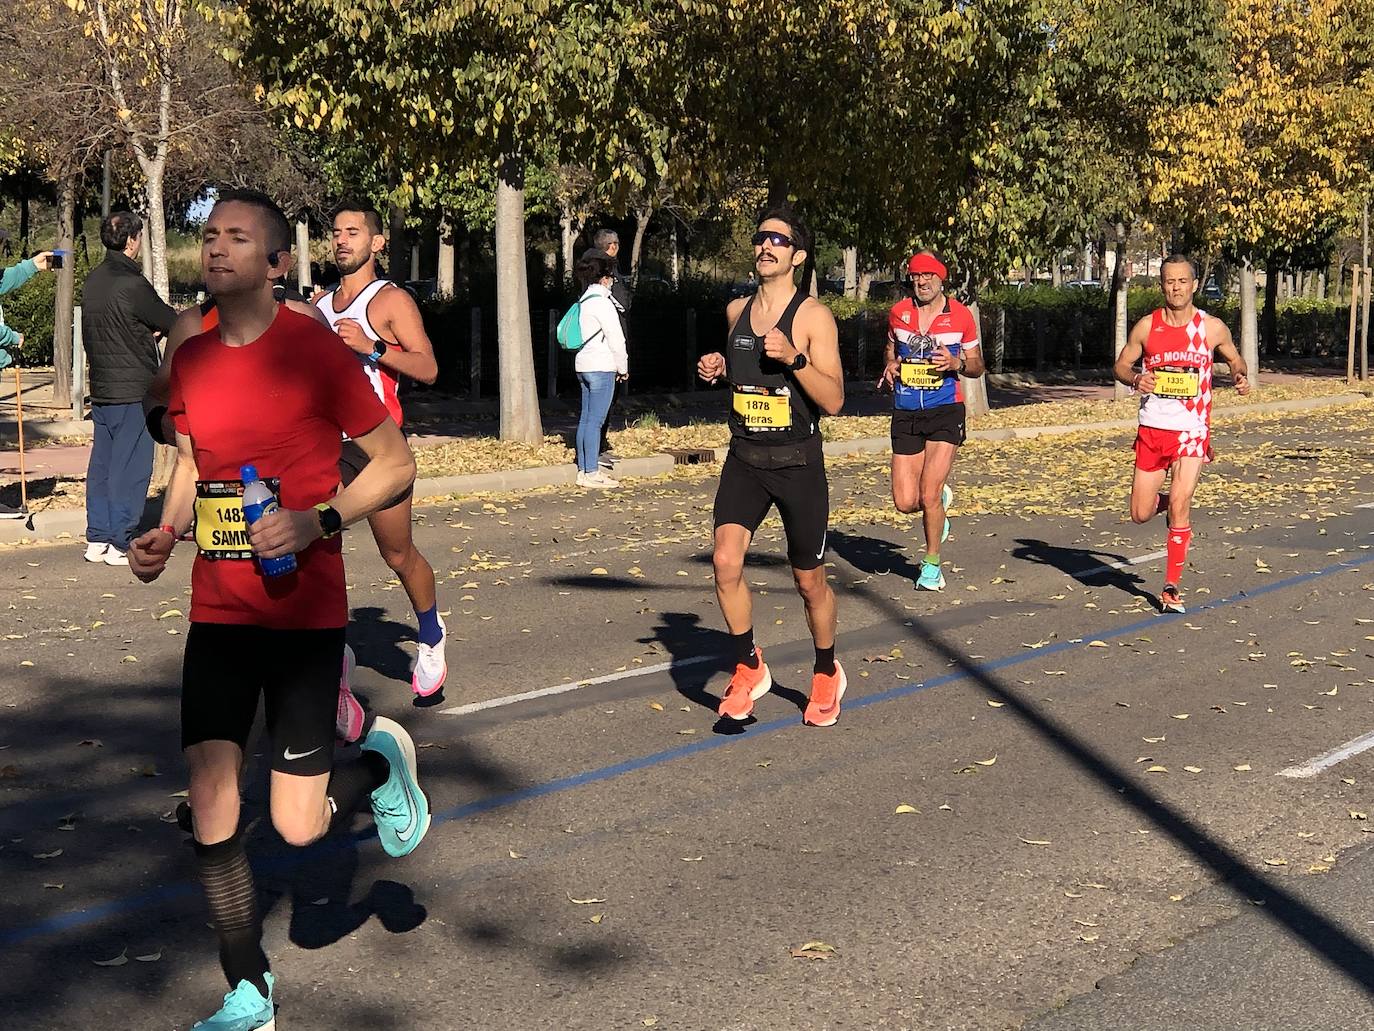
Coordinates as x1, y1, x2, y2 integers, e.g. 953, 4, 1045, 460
412, 617, 448, 698
103, 547, 129, 567
84, 542, 108, 562
576, 471, 594, 488
586, 472, 621, 489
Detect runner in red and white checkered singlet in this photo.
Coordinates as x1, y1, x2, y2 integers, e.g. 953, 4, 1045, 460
1114, 255, 1251, 615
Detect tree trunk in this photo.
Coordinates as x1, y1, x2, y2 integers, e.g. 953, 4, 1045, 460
388, 188, 406, 281
843, 245, 858, 298
669, 221, 680, 288
437, 212, 455, 299
630, 205, 650, 285
458, 230, 471, 294
963, 300, 991, 417
18, 188, 30, 256
495, 156, 543, 444
295, 218, 312, 291
409, 241, 420, 282
1261, 259, 1279, 356
1051, 258, 1062, 288
143, 164, 170, 301
1240, 255, 1259, 385
51, 177, 76, 410
1111, 226, 1132, 400
559, 205, 576, 288
857, 270, 873, 301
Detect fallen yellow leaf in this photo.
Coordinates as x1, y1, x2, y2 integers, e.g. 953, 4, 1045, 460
894, 804, 919, 815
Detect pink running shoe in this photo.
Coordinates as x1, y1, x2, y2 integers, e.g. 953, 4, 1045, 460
336, 644, 365, 744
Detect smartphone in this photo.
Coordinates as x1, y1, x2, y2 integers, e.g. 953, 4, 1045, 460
50, 249, 66, 269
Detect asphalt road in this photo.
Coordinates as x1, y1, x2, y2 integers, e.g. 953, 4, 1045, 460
2, 401, 1374, 1030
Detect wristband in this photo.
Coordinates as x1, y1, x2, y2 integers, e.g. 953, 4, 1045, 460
159, 523, 177, 537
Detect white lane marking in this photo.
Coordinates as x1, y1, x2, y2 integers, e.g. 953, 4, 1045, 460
1077, 549, 1167, 578
438, 656, 719, 716
1278, 730, 1374, 779
1357, 501, 1374, 509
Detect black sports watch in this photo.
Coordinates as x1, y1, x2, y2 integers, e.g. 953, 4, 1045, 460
314, 504, 343, 539
789, 352, 809, 372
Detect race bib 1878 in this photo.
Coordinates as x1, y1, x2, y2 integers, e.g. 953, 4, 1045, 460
732, 387, 791, 429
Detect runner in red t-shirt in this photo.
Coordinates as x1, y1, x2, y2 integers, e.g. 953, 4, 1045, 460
128, 190, 430, 1031
1114, 254, 1250, 614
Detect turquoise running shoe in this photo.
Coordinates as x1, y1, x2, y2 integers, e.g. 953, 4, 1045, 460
916, 560, 946, 592
361, 715, 431, 857
192, 973, 275, 1030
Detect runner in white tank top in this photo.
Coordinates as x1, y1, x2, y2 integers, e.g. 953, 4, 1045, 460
1113, 255, 1250, 615
317, 201, 450, 703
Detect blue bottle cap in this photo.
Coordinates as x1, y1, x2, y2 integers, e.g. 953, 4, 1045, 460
240, 464, 259, 483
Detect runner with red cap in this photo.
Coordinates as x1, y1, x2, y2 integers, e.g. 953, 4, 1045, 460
1114, 254, 1250, 614
878, 250, 985, 591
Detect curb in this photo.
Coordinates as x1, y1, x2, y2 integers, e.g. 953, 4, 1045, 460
3, 392, 1367, 547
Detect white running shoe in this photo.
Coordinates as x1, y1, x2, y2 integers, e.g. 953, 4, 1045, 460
413, 617, 448, 698
84, 542, 108, 562
586, 471, 621, 489
576, 471, 595, 488
103, 547, 130, 567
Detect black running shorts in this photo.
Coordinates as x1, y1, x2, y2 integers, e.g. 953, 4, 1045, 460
339, 437, 413, 509
181, 623, 344, 777
712, 435, 829, 570
891, 403, 967, 456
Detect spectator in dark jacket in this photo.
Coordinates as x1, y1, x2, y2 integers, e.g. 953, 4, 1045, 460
591, 229, 633, 462
80, 211, 177, 565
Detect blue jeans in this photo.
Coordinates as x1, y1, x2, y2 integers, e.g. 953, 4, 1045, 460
576, 372, 617, 473
85, 402, 154, 549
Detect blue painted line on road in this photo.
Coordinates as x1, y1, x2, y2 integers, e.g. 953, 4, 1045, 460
4, 548, 1373, 948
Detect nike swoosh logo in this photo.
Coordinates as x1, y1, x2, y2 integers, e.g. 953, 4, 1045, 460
283, 745, 323, 761
815, 532, 827, 561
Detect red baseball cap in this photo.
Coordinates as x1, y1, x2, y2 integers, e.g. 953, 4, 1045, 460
907, 253, 947, 279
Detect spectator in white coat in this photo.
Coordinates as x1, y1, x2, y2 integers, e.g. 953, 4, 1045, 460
573, 249, 628, 489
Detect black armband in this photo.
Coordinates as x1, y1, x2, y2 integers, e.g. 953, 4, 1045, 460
145, 404, 170, 445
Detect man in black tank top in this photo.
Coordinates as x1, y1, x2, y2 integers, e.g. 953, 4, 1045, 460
696, 207, 848, 728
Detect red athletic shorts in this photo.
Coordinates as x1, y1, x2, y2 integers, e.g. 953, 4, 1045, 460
1133, 426, 1212, 473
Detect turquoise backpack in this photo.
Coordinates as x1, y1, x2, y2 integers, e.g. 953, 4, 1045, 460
556, 290, 605, 352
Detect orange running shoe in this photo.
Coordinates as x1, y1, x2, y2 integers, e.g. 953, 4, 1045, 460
717, 649, 772, 720
804, 661, 848, 728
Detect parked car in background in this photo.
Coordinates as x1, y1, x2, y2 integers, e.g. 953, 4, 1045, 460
1065, 279, 1104, 291
1201, 279, 1223, 301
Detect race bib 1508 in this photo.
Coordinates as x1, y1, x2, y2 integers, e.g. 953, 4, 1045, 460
900, 360, 944, 390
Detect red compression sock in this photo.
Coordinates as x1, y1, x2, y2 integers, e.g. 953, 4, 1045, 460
1166, 525, 1192, 585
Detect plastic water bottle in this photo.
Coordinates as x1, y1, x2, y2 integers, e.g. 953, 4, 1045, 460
240, 464, 296, 577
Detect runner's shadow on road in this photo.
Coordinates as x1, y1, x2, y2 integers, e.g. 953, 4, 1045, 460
639, 612, 807, 733
828, 529, 920, 587
348, 605, 417, 686
1010, 538, 1155, 604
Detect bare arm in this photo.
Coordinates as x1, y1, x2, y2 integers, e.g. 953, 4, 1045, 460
286, 298, 330, 327
1114, 316, 1153, 390
697, 296, 748, 383
788, 298, 845, 416
373, 287, 439, 384
1209, 316, 1251, 394
247, 417, 416, 561
128, 430, 198, 582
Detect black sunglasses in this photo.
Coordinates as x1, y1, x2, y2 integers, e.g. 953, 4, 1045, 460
752, 230, 794, 249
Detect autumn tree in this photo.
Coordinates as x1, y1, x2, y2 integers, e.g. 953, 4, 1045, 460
1150, 0, 1374, 380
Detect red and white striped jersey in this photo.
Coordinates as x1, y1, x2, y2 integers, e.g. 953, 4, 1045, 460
1138, 308, 1212, 456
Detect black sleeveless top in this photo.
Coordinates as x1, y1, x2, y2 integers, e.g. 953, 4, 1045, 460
725, 289, 821, 445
